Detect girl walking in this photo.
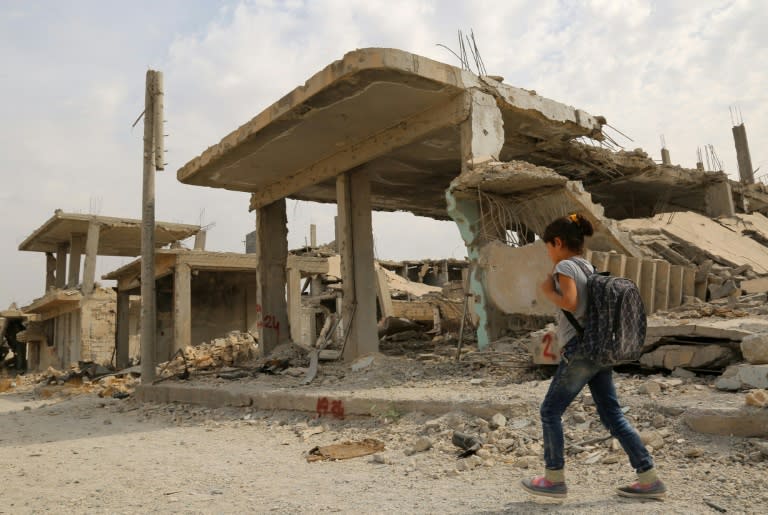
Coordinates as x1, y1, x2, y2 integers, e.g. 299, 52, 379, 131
521, 213, 666, 500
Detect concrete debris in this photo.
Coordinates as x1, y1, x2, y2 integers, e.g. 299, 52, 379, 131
741, 334, 768, 364
159, 332, 259, 378
489, 413, 507, 430
745, 389, 768, 408
685, 407, 768, 437
715, 364, 768, 391
640, 344, 738, 371
404, 437, 433, 456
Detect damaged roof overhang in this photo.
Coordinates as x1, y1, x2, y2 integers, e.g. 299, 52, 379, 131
19, 212, 200, 257
177, 48, 603, 220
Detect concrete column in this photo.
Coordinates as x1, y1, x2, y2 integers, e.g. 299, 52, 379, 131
337, 170, 378, 360
439, 260, 450, 285
194, 230, 207, 250
255, 199, 289, 356
625, 257, 642, 285
67, 233, 85, 288
695, 277, 709, 301
661, 148, 671, 165
682, 267, 696, 302
55, 242, 68, 288
45, 253, 56, 291
310, 224, 317, 248
444, 89, 506, 350
116, 291, 131, 369
654, 260, 671, 312
668, 265, 685, 308
287, 267, 302, 343
82, 221, 101, 295
733, 123, 754, 184
608, 253, 627, 278
173, 263, 192, 354
591, 251, 610, 273
460, 90, 504, 172
333, 216, 340, 253
640, 259, 657, 313
705, 180, 735, 218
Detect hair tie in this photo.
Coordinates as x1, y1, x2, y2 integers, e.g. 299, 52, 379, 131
568, 213, 579, 223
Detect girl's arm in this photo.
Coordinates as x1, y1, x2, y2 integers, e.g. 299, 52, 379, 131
540, 273, 579, 312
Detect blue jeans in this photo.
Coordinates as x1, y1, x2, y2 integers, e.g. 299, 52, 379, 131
540, 348, 654, 474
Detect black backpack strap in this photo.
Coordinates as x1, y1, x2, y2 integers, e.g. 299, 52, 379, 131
561, 309, 584, 335
559, 257, 594, 336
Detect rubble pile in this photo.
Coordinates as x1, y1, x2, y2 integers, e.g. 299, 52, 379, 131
642, 293, 768, 384
621, 212, 768, 300
159, 331, 259, 377
22, 363, 139, 399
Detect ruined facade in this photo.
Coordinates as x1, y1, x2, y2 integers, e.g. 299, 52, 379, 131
174, 47, 768, 361
16, 211, 200, 371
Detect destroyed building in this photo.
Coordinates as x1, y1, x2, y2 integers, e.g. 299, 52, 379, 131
15, 211, 201, 371
172, 49, 763, 365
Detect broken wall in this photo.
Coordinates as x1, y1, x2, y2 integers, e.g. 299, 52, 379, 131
79, 290, 117, 365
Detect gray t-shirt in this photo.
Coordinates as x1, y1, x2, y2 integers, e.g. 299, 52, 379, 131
554, 257, 594, 346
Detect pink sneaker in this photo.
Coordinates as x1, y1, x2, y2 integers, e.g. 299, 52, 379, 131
521, 476, 568, 499
617, 480, 667, 499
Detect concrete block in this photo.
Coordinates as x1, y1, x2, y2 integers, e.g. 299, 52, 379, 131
591, 251, 609, 273
715, 364, 768, 391
640, 260, 656, 313
527, 327, 561, 365
640, 344, 737, 370
607, 253, 626, 278
653, 260, 670, 311
742, 278, 768, 294
668, 265, 685, 308
682, 267, 696, 299
741, 334, 768, 365
685, 406, 768, 437
624, 257, 641, 285
709, 280, 738, 300
481, 241, 554, 316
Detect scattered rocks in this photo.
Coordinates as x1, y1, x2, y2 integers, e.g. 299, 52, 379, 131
638, 382, 661, 395
404, 437, 433, 456
640, 430, 665, 449
684, 447, 704, 458
489, 413, 507, 430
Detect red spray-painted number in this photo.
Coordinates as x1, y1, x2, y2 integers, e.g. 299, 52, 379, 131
542, 333, 557, 359
316, 397, 345, 419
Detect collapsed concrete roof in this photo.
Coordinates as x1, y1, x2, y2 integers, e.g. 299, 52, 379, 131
19, 211, 201, 257
177, 48, 604, 219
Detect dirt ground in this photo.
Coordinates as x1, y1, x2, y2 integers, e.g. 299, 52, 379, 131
1, 358, 767, 515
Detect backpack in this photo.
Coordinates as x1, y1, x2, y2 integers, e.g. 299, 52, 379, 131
561, 258, 647, 365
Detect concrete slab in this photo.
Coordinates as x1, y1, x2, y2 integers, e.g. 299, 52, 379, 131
620, 212, 768, 274
684, 407, 768, 437
177, 48, 602, 219
20, 211, 200, 257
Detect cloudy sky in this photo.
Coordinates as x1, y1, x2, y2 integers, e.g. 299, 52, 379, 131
0, 0, 765, 309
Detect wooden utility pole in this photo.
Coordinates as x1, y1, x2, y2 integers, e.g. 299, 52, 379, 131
140, 70, 164, 382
